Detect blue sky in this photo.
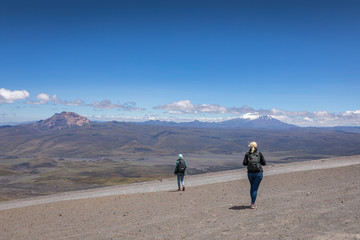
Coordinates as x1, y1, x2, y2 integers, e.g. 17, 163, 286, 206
1, 0, 359, 126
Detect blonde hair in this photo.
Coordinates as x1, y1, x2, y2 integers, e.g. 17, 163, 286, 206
248, 141, 258, 153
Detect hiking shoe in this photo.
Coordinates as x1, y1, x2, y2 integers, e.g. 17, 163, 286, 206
182, 186, 185, 191
177, 188, 181, 191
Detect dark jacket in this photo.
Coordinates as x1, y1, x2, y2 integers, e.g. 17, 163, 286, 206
174, 158, 187, 175
243, 148, 266, 173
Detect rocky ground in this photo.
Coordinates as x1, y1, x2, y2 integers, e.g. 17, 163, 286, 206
1, 157, 360, 240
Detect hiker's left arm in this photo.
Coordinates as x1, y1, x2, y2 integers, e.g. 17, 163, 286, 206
260, 152, 266, 166
174, 162, 179, 174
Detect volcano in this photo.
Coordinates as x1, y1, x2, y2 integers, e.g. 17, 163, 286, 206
32, 112, 90, 130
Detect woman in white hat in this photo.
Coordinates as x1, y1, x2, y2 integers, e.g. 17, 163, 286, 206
174, 154, 187, 191
243, 141, 266, 209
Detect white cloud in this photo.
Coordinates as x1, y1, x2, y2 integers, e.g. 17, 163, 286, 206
26, 93, 85, 106
341, 110, 360, 118
154, 100, 231, 115
265, 109, 360, 127
24, 92, 143, 111
303, 117, 314, 122
155, 100, 256, 115
153, 100, 360, 127
227, 106, 255, 115
32, 93, 58, 104
122, 102, 145, 111
88, 105, 360, 127
57, 99, 85, 106
198, 104, 227, 114
3, 91, 360, 127
314, 110, 330, 117
154, 100, 196, 114
37, 93, 54, 101
91, 100, 144, 111
92, 100, 122, 110
0, 88, 30, 103
87, 114, 226, 123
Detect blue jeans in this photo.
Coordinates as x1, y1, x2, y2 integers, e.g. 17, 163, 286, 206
177, 173, 185, 189
247, 172, 263, 204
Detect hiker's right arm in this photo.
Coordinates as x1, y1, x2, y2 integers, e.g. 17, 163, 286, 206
174, 161, 179, 174
243, 154, 248, 166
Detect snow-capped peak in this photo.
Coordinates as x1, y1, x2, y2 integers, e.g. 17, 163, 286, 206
240, 113, 275, 121
240, 113, 260, 120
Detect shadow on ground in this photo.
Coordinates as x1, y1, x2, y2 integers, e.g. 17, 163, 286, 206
229, 205, 249, 210
169, 190, 184, 193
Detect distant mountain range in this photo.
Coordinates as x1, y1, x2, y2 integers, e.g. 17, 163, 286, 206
140, 115, 298, 129
1, 112, 360, 159
1, 113, 296, 129
2, 112, 360, 131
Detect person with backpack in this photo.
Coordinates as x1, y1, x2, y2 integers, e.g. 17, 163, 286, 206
174, 154, 187, 191
243, 141, 266, 209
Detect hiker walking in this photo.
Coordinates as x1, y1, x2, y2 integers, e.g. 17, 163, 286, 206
243, 141, 266, 209
174, 154, 187, 191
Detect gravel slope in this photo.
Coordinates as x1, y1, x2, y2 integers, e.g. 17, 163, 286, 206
1, 156, 360, 240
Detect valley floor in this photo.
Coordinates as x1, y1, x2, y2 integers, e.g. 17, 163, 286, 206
0, 156, 360, 240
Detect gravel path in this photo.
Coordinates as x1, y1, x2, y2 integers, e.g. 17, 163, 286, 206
1, 156, 359, 211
